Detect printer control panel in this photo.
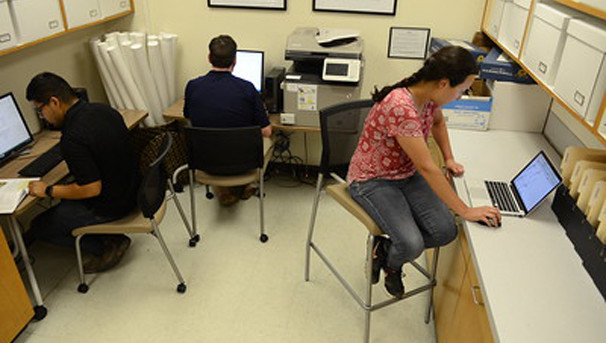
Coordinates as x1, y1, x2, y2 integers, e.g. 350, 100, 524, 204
322, 58, 361, 83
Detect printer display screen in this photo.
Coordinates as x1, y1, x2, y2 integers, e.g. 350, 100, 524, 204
325, 63, 349, 76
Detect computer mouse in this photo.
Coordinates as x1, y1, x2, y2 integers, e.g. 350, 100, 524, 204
475, 218, 501, 228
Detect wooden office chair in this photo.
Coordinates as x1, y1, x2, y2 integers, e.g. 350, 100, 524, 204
72, 133, 187, 294
304, 100, 440, 343
182, 126, 274, 243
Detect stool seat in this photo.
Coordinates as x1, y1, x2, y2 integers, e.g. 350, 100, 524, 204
326, 183, 384, 236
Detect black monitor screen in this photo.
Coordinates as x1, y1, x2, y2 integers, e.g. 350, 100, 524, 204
0, 93, 33, 164
233, 50, 264, 93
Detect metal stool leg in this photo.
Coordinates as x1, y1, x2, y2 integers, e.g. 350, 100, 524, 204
364, 234, 375, 343
425, 247, 440, 323
305, 173, 324, 281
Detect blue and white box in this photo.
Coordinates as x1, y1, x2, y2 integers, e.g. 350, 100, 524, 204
442, 96, 492, 131
480, 47, 534, 84
429, 38, 488, 63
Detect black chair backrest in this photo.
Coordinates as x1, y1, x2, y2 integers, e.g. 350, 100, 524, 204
319, 99, 374, 178
184, 126, 263, 175
138, 133, 172, 219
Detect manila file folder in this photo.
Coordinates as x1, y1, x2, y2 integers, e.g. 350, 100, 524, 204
569, 161, 606, 199
577, 169, 606, 213
561, 147, 606, 187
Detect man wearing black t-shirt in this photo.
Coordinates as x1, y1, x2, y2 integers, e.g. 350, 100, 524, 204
25, 72, 139, 273
184, 34, 271, 206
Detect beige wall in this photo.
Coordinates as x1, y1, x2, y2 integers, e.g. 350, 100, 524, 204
132, 0, 485, 98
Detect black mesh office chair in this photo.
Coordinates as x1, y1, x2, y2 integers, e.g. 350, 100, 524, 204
304, 99, 440, 343
183, 126, 272, 243
73, 133, 187, 294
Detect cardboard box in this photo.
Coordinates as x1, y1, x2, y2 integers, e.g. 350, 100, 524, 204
442, 79, 492, 130
479, 47, 535, 84
429, 38, 488, 63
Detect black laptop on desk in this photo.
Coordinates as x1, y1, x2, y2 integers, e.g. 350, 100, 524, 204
0, 93, 34, 166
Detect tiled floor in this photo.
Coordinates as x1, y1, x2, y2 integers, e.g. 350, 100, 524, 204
14, 178, 437, 343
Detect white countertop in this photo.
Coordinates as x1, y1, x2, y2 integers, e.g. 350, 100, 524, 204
449, 129, 606, 343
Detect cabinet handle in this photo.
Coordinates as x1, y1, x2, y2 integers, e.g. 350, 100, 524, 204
514, 40, 520, 49
89, 9, 98, 18
120, 1, 127, 8
471, 286, 484, 306
48, 20, 59, 29
574, 91, 585, 106
0, 33, 11, 43
538, 62, 547, 74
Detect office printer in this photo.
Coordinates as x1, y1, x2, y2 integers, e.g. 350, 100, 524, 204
281, 27, 363, 127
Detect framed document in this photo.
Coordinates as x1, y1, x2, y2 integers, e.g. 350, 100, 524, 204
313, 0, 397, 15
208, 0, 286, 10
388, 27, 431, 59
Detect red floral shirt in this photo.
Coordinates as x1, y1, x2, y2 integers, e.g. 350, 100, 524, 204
347, 87, 438, 184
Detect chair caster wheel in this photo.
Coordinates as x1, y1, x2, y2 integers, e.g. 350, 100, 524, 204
260, 234, 268, 243
189, 234, 200, 247
177, 283, 187, 293
205, 192, 214, 199
78, 283, 89, 293
33, 305, 47, 320
173, 183, 184, 193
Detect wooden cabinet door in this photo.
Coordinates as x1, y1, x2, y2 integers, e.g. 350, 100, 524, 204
0, 227, 33, 342
448, 263, 495, 343
431, 225, 469, 342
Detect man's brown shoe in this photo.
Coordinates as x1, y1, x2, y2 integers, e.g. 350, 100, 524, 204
83, 236, 131, 273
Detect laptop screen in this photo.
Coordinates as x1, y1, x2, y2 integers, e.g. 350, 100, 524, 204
0, 93, 33, 164
511, 151, 562, 213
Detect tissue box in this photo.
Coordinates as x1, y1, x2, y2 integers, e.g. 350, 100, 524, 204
429, 38, 488, 63
480, 47, 535, 84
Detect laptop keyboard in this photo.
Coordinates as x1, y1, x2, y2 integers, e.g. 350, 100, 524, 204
485, 181, 519, 213
18, 143, 63, 177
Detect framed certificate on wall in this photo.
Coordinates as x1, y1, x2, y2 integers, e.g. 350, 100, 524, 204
313, 0, 397, 15
208, 0, 286, 10
388, 27, 431, 59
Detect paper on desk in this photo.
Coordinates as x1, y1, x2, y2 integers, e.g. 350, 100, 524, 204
0, 178, 39, 214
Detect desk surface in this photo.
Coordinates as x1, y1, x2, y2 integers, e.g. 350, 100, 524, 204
163, 98, 320, 133
0, 109, 147, 215
450, 129, 606, 343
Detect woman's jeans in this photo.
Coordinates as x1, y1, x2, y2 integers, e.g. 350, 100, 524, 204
349, 172, 457, 270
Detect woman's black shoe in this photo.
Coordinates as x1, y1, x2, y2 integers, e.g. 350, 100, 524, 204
384, 266, 404, 298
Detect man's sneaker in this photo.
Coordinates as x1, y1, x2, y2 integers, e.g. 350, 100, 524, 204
384, 266, 404, 298
369, 236, 388, 284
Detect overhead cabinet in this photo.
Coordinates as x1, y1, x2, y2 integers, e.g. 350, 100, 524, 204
521, 2, 579, 86
482, 0, 606, 144
99, 0, 132, 18
62, 0, 102, 29
0, 0, 133, 54
8, 0, 63, 44
0, 0, 17, 50
497, 0, 532, 56
553, 18, 606, 123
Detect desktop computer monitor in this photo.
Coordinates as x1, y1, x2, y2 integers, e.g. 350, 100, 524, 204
233, 50, 264, 94
0, 93, 33, 164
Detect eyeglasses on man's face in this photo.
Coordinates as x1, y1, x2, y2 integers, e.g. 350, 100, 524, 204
34, 99, 50, 117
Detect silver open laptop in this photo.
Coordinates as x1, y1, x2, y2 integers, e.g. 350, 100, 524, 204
465, 151, 562, 217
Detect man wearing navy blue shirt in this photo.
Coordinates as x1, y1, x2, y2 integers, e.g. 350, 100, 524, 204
183, 35, 271, 205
